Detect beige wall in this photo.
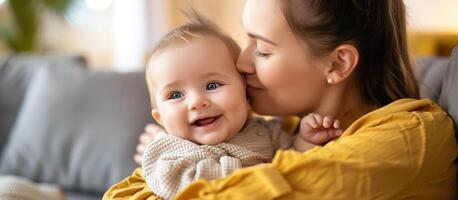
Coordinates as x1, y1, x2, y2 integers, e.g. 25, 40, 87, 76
166, 0, 246, 46
405, 0, 458, 33
3, 0, 457, 69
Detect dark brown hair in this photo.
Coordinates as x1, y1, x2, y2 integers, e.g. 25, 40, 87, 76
280, 0, 419, 107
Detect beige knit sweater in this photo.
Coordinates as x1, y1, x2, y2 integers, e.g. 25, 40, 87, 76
142, 117, 292, 200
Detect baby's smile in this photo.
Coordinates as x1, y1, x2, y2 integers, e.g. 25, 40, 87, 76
190, 114, 222, 130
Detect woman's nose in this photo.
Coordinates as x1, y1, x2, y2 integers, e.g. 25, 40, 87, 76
237, 48, 256, 74
188, 95, 210, 110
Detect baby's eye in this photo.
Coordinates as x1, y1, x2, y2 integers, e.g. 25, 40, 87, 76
206, 82, 222, 90
167, 91, 184, 100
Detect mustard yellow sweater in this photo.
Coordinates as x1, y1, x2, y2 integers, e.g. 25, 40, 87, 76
103, 99, 457, 200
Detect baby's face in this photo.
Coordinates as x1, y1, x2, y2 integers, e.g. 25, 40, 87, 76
147, 37, 249, 145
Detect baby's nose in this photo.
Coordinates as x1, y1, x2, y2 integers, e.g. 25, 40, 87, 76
188, 96, 210, 110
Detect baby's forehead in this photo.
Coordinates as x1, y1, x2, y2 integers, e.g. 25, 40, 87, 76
148, 46, 236, 77
151, 38, 236, 67
146, 36, 241, 81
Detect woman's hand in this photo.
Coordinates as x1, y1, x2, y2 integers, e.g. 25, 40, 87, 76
134, 124, 164, 165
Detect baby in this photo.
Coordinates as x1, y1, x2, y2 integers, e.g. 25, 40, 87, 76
142, 13, 342, 200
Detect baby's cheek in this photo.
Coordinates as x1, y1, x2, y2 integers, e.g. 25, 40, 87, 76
162, 110, 187, 135
226, 96, 248, 112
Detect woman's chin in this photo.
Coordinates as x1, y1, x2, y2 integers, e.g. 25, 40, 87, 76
251, 101, 277, 115
251, 100, 297, 116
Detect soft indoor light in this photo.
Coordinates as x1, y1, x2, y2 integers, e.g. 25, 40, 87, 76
85, 0, 112, 12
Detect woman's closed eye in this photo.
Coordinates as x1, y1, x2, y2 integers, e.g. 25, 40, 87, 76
255, 49, 271, 58
206, 82, 222, 91
167, 91, 184, 100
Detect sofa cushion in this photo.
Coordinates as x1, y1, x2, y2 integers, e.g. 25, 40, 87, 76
438, 47, 458, 131
0, 54, 86, 158
0, 63, 153, 193
414, 56, 449, 101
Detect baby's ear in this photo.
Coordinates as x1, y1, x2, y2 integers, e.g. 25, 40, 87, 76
151, 109, 163, 126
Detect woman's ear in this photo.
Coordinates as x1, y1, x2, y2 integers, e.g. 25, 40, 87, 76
151, 109, 163, 126
325, 44, 359, 84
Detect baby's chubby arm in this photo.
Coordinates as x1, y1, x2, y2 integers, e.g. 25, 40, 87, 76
141, 132, 243, 199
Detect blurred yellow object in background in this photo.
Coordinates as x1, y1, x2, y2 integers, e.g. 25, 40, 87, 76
409, 32, 458, 57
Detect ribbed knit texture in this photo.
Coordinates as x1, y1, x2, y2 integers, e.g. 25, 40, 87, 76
142, 117, 292, 200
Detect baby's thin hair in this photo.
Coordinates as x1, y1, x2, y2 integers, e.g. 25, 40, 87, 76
145, 9, 241, 108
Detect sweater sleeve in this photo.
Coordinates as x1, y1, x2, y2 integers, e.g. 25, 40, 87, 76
102, 168, 160, 200
174, 111, 456, 199
141, 133, 243, 200
104, 103, 456, 200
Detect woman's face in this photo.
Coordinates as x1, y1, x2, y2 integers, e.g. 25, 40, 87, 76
238, 0, 329, 116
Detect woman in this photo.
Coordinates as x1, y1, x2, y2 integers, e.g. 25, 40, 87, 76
107, 0, 457, 199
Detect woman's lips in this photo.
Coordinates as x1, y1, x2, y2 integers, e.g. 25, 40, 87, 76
246, 76, 264, 90
246, 83, 264, 90
246, 84, 264, 96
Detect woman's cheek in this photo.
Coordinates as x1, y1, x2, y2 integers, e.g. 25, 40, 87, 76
254, 60, 273, 85
257, 58, 287, 87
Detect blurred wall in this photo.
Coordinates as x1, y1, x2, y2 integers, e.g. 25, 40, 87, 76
405, 0, 458, 33
405, 0, 458, 56
166, 0, 245, 46
1, 0, 458, 69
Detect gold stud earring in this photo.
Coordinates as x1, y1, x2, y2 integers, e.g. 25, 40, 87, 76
327, 78, 334, 84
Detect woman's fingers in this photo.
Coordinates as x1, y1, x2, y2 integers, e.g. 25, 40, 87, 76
134, 154, 142, 165
145, 124, 163, 136
134, 123, 163, 165
136, 144, 146, 154
139, 132, 154, 144
144, 123, 155, 131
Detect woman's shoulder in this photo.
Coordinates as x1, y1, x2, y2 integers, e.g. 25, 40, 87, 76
340, 99, 457, 194
340, 98, 455, 161
340, 98, 456, 172
347, 98, 453, 135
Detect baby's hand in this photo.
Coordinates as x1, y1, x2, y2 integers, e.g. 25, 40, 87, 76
299, 113, 343, 145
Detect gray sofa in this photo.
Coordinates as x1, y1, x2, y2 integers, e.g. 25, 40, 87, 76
0, 55, 154, 199
0, 48, 457, 200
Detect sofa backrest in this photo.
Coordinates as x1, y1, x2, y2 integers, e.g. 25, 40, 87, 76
0, 55, 154, 194
438, 48, 458, 132
414, 47, 458, 131
0, 55, 87, 156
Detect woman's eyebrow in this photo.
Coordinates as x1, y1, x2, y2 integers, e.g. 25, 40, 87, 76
241, 19, 278, 46
247, 33, 278, 46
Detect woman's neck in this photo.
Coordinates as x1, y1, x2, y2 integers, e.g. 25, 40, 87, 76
312, 78, 378, 130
